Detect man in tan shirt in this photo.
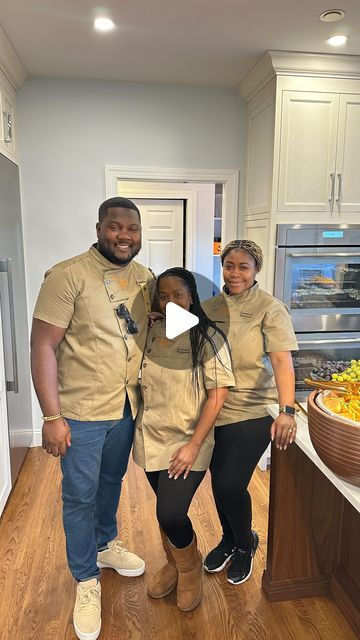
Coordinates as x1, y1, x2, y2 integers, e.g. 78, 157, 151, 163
31, 197, 155, 640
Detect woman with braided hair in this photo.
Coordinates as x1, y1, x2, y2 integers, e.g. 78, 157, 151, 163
202, 240, 298, 586
133, 267, 234, 611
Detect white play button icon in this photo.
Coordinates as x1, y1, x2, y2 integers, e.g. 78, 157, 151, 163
165, 302, 199, 339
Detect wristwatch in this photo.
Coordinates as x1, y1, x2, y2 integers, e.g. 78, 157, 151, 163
279, 405, 296, 416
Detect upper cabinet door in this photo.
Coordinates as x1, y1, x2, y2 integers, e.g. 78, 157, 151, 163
335, 94, 360, 214
0, 85, 16, 161
277, 91, 339, 213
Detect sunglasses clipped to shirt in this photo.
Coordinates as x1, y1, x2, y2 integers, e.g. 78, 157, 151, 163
115, 303, 139, 334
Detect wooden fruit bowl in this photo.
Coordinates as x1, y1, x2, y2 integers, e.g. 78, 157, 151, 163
307, 390, 360, 487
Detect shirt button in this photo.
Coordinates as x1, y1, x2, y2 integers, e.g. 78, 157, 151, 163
143, 363, 147, 368
143, 385, 147, 390
110, 294, 114, 300
147, 349, 151, 353
128, 357, 132, 362
124, 335, 128, 341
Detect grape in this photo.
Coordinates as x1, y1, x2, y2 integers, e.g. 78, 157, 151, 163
331, 359, 360, 382
310, 358, 360, 382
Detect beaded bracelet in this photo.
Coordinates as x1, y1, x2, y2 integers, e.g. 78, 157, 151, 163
42, 413, 63, 422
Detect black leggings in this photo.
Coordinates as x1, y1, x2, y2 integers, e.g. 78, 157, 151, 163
210, 415, 272, 550
146, 469, 206, 548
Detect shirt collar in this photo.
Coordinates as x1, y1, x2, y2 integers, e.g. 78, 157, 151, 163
89, 244, 133, 275
222, 281, 259, 302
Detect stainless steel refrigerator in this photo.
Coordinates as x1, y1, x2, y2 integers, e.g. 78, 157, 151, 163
0, 153, 32, 484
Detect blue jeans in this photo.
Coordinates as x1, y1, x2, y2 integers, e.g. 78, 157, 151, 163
61, 397, 135, 582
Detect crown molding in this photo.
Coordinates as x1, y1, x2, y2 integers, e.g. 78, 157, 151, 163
0, 23, 27, 90
238, 52, 276, 102
238, 50, 360, 102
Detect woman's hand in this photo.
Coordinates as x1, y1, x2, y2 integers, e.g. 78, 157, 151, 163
270, 412, 296, 450
148, 312, 163, 328
168, 442, 201, 480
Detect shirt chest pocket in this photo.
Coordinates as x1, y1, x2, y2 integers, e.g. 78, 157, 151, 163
103, 274, 134, 302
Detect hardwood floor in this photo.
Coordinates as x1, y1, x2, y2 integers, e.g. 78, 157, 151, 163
0, 448, 357, 640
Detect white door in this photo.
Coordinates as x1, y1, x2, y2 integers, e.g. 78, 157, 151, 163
0, 301, 12, 516
133, 199, 184, 275
335, 94, 360, 214
277, 91, 339, 213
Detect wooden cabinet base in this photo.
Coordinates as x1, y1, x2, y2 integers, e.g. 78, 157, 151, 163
263, 442, 360, 637
262, 570, 331, 601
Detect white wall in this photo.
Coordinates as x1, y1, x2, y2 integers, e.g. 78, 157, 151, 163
16, 77, 245, 437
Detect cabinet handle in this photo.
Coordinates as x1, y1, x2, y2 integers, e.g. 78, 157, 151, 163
335, 172, 342, 202
2, 110, 12, 143
328, 172, 335, 208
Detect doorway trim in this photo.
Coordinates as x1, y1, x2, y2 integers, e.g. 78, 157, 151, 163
105, 166, 240, 253
112, 184, 197, 269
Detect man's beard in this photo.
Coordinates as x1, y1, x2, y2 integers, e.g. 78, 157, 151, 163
97, 241, 141, 266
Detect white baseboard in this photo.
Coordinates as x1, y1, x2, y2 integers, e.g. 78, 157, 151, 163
32, 430, 42, 447
9, 429, 34, 447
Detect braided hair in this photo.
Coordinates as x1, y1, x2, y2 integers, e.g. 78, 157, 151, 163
221, 239, 263, 270
157, 267, 230, 390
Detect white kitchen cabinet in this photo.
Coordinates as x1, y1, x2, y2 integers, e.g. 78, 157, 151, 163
0, 74, 17, 162
244, 216, 270, 292
335, 94, 360, 214
0, 308, 12, 517
278, 91, 360, 216
239, 52, 360, 292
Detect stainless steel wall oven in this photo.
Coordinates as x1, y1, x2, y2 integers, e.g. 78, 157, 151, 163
274, 224, 360, 399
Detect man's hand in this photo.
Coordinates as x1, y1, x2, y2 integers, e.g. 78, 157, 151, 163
42, 418, 71, 458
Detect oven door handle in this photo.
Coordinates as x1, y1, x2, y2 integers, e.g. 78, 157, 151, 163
297, 337, 360, 345
288, 252, 360, 258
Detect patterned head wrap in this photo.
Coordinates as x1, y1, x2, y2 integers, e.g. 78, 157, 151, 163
220, 239, 263, 271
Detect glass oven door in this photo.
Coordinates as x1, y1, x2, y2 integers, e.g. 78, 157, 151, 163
278, 247, 360, 332
293, 333, 360, 400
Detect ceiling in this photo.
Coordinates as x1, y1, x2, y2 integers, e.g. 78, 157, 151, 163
0, 0, 360, 87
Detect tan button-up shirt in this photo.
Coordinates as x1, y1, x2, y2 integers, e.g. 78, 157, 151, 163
133, 319, 235, 471
202, 284, 298, 424
33, 246, 155, 420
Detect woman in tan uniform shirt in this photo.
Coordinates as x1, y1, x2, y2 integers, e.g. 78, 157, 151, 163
202, 240, 298, 586
133, 267, 234, 612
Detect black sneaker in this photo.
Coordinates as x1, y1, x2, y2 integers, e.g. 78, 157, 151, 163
227, 530, 259, 585
203, 537, 236, 573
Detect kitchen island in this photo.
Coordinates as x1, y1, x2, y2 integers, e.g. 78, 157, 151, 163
265, 404, 360, 637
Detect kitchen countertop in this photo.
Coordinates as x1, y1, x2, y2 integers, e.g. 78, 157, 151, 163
267, 403, 360, 514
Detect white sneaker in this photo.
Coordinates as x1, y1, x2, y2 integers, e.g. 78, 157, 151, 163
73, 578, 101, 640
97, 538, 145, 576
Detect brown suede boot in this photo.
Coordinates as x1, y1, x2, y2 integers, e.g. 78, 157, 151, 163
147, 528, 178, 599
169, 534, 203, 612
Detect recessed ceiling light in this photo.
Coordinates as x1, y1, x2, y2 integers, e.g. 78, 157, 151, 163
320, 9, 345, 22
326, 34, 349, 46
94, 17, 115, 32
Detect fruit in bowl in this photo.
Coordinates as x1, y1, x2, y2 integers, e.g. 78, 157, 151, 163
317, 389, 360, 424
307, 388, 360, 487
